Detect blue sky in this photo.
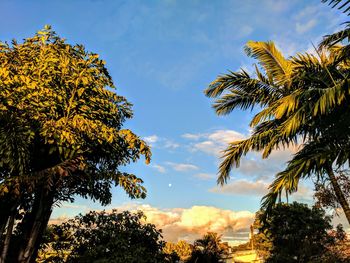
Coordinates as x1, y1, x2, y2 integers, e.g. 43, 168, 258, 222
1, 0, 348, 242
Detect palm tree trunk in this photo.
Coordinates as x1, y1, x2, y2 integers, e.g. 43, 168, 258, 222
0, 214, 9, 243
326, 164, 350, 224
0, 210, 16, 263
0, 202, 14, 239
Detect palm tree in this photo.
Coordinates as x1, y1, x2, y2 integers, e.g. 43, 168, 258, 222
320, 1, 350, 58
189, 232, 229, 263
205, 41, 350, 223
322, 0, 350, 15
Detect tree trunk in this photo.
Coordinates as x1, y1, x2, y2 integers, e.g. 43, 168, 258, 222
0, 202, 15, 240
0, 210, 15, 263
17, 188, 54, 263
0, 214, 10, 244
326, 164, 350, 224
29, 202, 53, 263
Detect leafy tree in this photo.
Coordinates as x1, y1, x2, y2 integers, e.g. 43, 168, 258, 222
318, 224, 350, 262
256, 202, 335, 263
0, 26, 150, 262
252, 212, 273, 260
205, 40, 350, 223
164, 240, 192, 262
314, 169, 350, 211
38, 210, 167, 263
187, 232, 229, 263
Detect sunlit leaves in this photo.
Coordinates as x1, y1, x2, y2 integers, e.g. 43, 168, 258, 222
39, 210, 167, 262
245, 41, 293, 87
0, 26, 151, 202
206, 40, 350, 214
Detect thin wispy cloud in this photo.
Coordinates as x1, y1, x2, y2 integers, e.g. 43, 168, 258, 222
151, 164, 166, 174
144, 135, 159, 144
296, 19, 317, 34
166, 162, 199, 172
193, 173, 216, 180
143, 135, 179, 150
210, 179, 269, 196
183, 129, 245, 156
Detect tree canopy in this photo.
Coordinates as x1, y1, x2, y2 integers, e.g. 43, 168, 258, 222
255, 202, 338, 263
187, 232, 229, 263
0, 26, 151, 262
205, 39, 350, 222
38, 210, 167, 263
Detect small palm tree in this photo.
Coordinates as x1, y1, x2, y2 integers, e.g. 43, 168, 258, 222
188, 232, 229, 263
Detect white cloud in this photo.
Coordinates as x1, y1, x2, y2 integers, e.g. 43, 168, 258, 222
183, 129, 245, 156
210, 179, 269, 196
144, 135, 159, 144
183, 129, 299, 181
61, 204, 88, 209
164, 140, 180, 149
207, 130, 245, 144
118, 204, 255, 243
289, 184, 314, 204
50, 204, 255, 244
49, 215, 69, 225
264, 0, 290, 13
234, 145, 299, 180
166, 162, 199, 172
239, 25, 253, 37
151, 164, 166, 173
144, 135, 179, 150
182, 133, 203, 140
194, 173, 216, 180
294, 5, 318, 20
296, 19, 317, 34
193, 141, 217, 155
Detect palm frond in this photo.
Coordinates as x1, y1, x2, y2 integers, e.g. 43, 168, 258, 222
212, 91, 257, 115
245, 41, 292, 87
320, 26, 350, 47
261, 139, 344, 213
261, 191, 279, 215
313, 78, 347, 116
250, 107, 276, 127
205, 70, 250, 98
217, 127, 291, 185
206, 69, 281, 115
322, 0, 350, 15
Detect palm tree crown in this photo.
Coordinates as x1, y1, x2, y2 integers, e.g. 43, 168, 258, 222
205, 41, 350, 222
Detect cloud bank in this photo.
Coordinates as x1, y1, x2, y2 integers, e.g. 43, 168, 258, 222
129, 204, 255, 244
51, 204, 255, 245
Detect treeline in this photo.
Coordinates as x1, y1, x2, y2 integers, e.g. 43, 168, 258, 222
37, 203, 350, 262
37, 210, 230, 263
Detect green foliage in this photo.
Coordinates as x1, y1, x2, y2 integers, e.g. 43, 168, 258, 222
0, 25, 150, 201
256, 202, 335, 263
187, 232, 229, 263
314, 170, 350, 210
318, 224, 350, 262
0, 26, 151, 262
39, 210, 167, 263
164, 240, 192, 262
205, 37, 350, 221
252, 212, 273, 260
